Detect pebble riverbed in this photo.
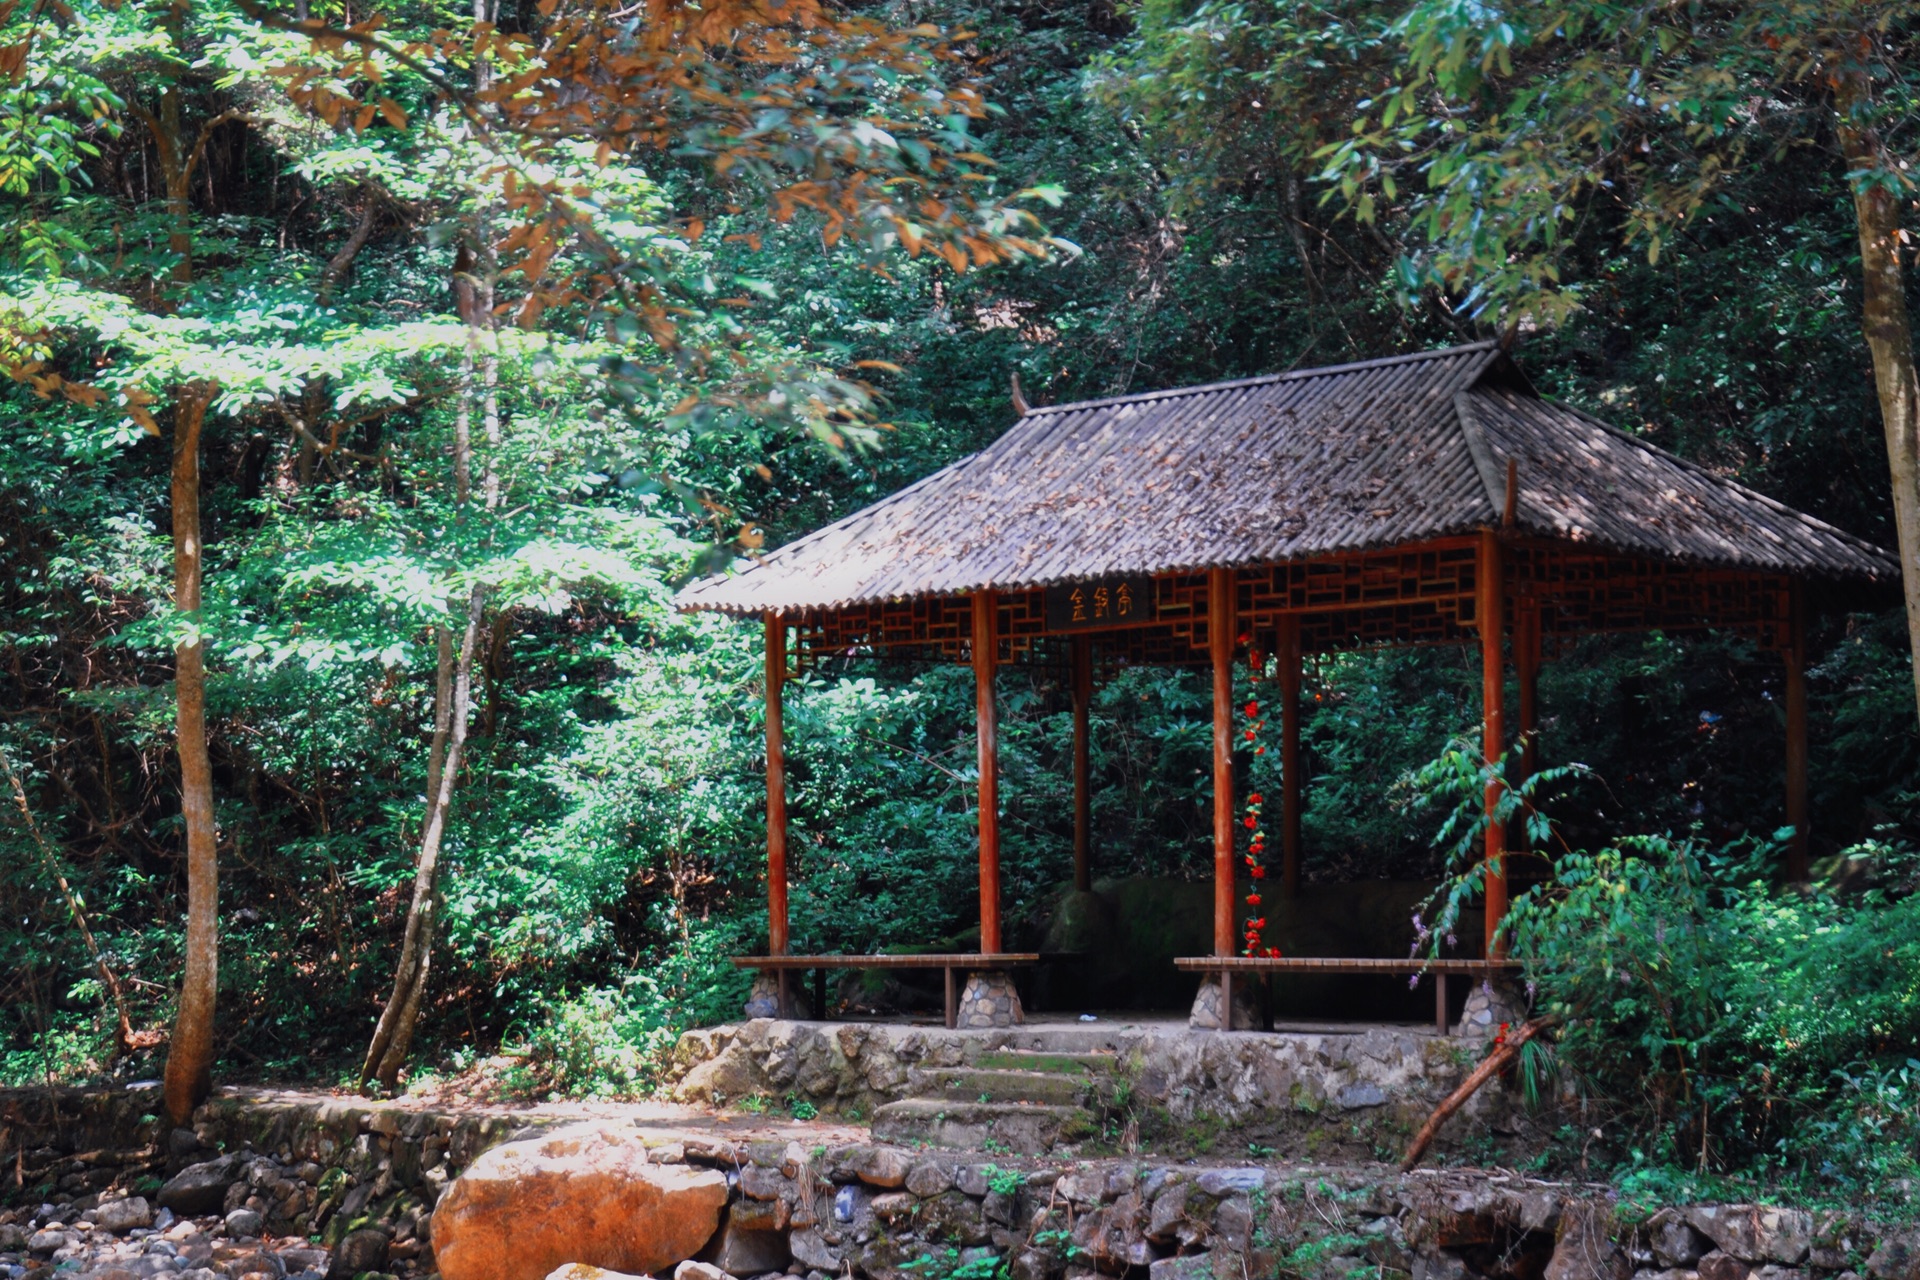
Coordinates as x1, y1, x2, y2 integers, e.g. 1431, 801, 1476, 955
0, 1197, 410, 1280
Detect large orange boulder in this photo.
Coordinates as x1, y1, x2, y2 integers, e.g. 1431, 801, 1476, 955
431, 1124, 729, 1280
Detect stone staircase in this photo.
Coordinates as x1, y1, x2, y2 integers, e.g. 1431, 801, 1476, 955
870, 1050, 1117, 1154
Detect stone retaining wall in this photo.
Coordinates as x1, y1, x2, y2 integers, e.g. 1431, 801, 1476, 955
425, 1121, 1920, 1280
7, 1086, 1917, 1280
666, 1019, 1543, 1162
635, 1141, 1920, 1280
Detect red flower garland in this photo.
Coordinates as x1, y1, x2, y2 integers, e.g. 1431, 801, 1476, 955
1240, 686, 1281, 959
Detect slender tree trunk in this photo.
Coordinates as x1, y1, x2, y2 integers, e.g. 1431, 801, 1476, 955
2, 749, 135, 1054
1836, 76, 1920, 724
359, 220, 500, 1091
161, 383, 219, 1126
359, 3, 505, 1087
360, 593, 484, 1088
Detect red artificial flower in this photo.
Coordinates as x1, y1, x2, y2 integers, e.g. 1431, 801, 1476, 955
1247, 792, 1264, 806
1243, 729, 1256, 741
1246, 893, 1262, 906
1254, 746, 1266, 756
1244, 701, 1259, 718
1243, 814, 1258, 829
1250, 866, 1265, 879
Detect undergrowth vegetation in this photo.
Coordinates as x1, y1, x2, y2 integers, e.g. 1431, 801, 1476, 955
1419, 744, 1920, 1194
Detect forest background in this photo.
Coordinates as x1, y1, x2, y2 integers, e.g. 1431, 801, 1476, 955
5, 0, 1920, 1195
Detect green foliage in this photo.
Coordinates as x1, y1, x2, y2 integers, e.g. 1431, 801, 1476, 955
1449, 824, 1920, 1189
905, 1246, 1009, 1280
980, 1164, 1024, 1196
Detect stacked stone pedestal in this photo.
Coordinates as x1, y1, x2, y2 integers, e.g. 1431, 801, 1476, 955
1187, 975, 1260, 1030
742, 972, 804, 1021
1454, 976, 1529, 1040
956, 971, 1024, 1028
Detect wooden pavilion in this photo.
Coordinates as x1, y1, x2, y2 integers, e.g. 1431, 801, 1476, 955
675, 341, 1894, 1031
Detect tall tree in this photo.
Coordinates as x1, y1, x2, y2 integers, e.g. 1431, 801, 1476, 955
161, 381, 218, 1124
6, 0, 1064, 1099
1112, 0, 1920, 718
359, 225, 500, 1089
1307, 1, 1920, 717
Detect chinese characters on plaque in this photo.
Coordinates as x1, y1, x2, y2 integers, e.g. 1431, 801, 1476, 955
1044, 576, 1155, 632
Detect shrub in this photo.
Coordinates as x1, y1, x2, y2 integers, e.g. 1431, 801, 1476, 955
1416, 743, 1920, 1191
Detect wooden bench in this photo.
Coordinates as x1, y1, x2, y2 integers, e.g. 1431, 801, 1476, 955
732, 953, 1041, 1029
1173, 956, 1523, 1033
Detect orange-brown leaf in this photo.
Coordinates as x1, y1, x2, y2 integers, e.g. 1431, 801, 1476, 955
0, 40, 30, 81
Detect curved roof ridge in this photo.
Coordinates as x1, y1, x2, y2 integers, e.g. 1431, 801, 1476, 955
1022, 339, 1501, 418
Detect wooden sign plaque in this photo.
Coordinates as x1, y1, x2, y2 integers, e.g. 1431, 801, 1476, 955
1044, 576, 1155, 632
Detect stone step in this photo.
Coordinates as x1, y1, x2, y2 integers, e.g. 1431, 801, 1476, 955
910, 1067, 1090, 1107
971, 1049, 1115, 1075
870, 1099, 1093, 1155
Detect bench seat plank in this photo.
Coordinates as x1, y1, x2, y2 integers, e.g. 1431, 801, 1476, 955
732, 953, 1040, 970
1174, 955, 1521, 1034
1173, 956, 1518, 974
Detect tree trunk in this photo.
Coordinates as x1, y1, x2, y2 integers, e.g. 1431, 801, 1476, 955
359, 591, 485, 1088
1836, 75, 1920, 724
359, 217, 500, 1091
161, 383, 219, 1127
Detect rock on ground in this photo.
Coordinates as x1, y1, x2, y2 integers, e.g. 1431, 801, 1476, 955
156, 1156, 240, 1216
431, 1122, 730, 1280
90, 1197, 154, 1233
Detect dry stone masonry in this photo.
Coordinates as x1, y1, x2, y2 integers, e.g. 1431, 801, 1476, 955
6, 1083, 1919, 1280
1185, 977, 1259, 1031
666, 1017, 1533, 1161
955, 973, 1025, 1029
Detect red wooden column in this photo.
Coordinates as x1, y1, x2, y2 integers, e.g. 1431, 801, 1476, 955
1785, 579, 1809, 883
1477, 531, 1509, 960
764, 613, 790, 956
1071, 634, 1093, 894
973, 589, 1002, 953
1277, 614, 1303, 899
1210, 568, 1237, 957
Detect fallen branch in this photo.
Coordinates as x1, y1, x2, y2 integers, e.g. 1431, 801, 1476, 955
1402, 1016, 1551, 1171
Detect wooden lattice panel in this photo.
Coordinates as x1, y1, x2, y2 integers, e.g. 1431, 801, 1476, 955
1238, 544, 1478, 655
995, 588, 1047, 663
790, 588, 1055, 667
791, 594, 974, 666
1510, 544, 1792, 652
786, 538, 1794, 668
